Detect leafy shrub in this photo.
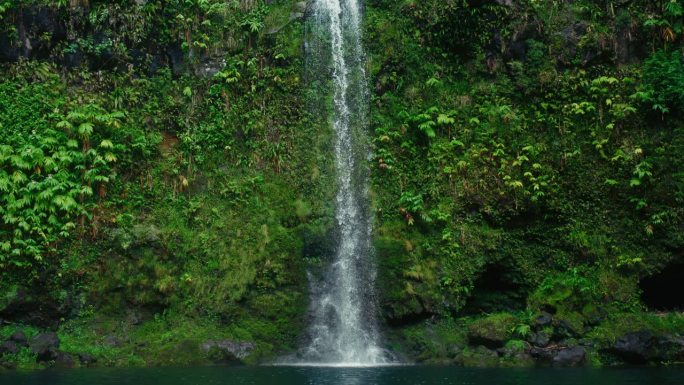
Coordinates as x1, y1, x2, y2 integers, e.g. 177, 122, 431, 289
642, 50, 684, 114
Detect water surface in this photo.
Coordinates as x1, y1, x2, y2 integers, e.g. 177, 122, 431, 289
2, 366, 684, 385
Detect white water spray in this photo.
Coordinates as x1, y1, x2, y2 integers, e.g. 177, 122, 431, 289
299, 0, 391, 365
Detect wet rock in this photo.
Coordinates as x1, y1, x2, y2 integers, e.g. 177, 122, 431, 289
611, 331, 684, 364
529, 346, 556, 362
200, 340, 255, 363
9, 330, 28, 347
534, 312, 552, 327
512, 352, 535, 366
555, 319, 581, 338
54, 351, 75, 368
552, 346, 586, 367
0, 341, 19, 355
30, 332, 60, 362
657, 335, 684, 362
529, 331, 550, 348
611, 330, 656, 363
78, 353, 97, 366
446, 343, 464, 358
459, 345, 499, 367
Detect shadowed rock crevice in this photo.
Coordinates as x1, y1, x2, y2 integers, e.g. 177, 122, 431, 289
463, 263, 527, 315
640, 263, 684, 311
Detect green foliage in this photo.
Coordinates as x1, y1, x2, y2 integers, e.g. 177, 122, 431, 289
406, 0, 512, 59
528, 268, 639, 315
367, 0, 684, 334
0, 71, 141, 273
642, 50, 684, 114
0, 0, 683, 369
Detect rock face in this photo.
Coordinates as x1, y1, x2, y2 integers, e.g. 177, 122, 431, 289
0, 288, 66, 328
610, 330, 684, 364
0, 6, 67, 62
199, 340, 255, 363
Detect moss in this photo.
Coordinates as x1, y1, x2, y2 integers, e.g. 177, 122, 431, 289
389, 319, 467, 363
458, 346, 500, 368
467, 313, 518, 348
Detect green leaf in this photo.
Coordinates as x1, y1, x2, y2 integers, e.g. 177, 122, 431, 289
78, 122, 94, 138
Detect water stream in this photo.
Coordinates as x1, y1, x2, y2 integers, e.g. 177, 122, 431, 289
299, 0, 389, 365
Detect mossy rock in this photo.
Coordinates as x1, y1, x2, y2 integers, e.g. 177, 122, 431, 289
392, 320, 467, 363
457, 345, 500, 367
467, 313, 518, 348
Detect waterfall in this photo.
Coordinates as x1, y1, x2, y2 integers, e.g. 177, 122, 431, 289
299, 0, 390, 365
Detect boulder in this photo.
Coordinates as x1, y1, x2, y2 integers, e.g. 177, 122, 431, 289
54, 351, 75, 368
0, 341, 19, 355
9, 330, 28, 346
467, 313, 517, 348
534, 312, 552, 328
529, 346, 556, 362
200, 340, 255, 363
78, 353, 97, 366
554, 319, 581, 339
459, 345, 499, 367
29, 332, 60, 362
552, 346, 586, 367
611, 330, 656, 363
529, 331, 550, 348
611, 330, 684, 364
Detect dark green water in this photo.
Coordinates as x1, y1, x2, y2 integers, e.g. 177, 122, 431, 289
2, 366, 684, 385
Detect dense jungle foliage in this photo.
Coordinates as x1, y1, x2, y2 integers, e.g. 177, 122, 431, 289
0, 0, 683, 369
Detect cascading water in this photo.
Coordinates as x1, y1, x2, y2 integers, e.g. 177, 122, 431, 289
298, 0, 391, 365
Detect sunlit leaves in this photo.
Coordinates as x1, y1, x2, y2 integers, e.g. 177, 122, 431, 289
77, 122, 94, 139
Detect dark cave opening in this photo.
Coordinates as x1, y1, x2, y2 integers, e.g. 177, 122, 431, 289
640, 263, 684, 311
462, 263, 527, 315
